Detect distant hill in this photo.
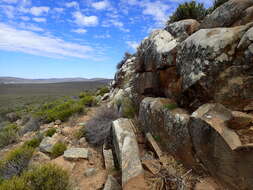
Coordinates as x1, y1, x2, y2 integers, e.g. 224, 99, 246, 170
0, 77, 112, 84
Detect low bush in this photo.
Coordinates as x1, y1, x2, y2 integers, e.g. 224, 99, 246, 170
121, 98, 137, 119
85, 106, 119, 146
96, 87, 110, 96
169, 1, 207, 23
36, 98, 84, 123
20, 117, 40, 135
44, 128, 56, 137
80, 95, 97, 107
51, 142, 67, 158
0, 123, 19, 148
0, 164, 71, 190
74, 128, 86, 139
0, 145, 34, 180
116, 52, 132, 70
23, 136, 43, 148
164, 103, 178, 110
208, 0, 229, 13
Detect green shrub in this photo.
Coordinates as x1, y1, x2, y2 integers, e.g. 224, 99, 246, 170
0, 145, 34, 180
0, 123, 19, 148
117, 52, 132, 70
0, 176, 29, 190
96, 87, 109, 96
74, 128, 86, 139
80, 95, 96, 107
44, 128, 56, 137
121, 98, 136, 119
51, 142, 67, 158
164, 103, 178, 110
36, 98, 84, 123
0, 164, 71, 190
23, 136, 43, 148
169, 1, 207, 23
209, 0, 229, 12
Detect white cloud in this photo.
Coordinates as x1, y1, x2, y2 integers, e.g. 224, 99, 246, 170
94, 34, 111, 39
142, 1, 170, 24
72, 28, 87, 34
20, 16, 30, 21
91, 0, 110, 10
1, 0, 18, 3
65, 1, 79, 8
18, 22, 44, 32
0, 22, 95, 59
30, 6, 50, 16
53, 8, 64, 13
0, 5, 15, 18
103, 19, 129, 32
73, 11, 98, 26
126, 41, 139, 50
33, 17, 46, 22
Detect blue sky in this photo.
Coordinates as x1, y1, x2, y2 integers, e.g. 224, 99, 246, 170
0, 0, 212, 79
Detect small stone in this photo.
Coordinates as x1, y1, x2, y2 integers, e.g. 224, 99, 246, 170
55, 120, 61, 125
63, 148, 89, 160
84, 168, 96, 177
77, 122, 86, 127
79, 137, 87, 145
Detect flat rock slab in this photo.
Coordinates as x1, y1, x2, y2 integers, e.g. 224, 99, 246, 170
145, 133, 163, 159
103, 145, 115, 170
142, 159, 161, 175
103, 175, 121, 190
63, 148, 89, 160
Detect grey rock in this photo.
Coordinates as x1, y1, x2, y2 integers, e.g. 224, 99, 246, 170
103, 145, 115, 170
201, 0, 253, 28
137, 29, 178, 71
84, 168, 97, 177
63, 148, 89, 160
39, 137, 57, 153
112, 118, 144, 187
165, 19, 200, 40
103, 175, 121, 190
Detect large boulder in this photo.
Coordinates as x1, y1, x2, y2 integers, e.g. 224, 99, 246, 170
233, 6, 253, 26
177, 24, 253, 110
201, 0, 253, 28
189, 103, 253, 189
165, 19, 200, 41
139, 97, 196, 167
112, 118, 147, 189
137, 29, 178, 71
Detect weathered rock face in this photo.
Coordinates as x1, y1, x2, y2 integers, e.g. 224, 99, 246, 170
233, 6, 253, 26
112, 118, 147, 189
108, 2, 253, 189
190, 103, 253, 189
139, 97, 196, 167
177, 24, 253, 110
165, 19, 200, 40
137, 29, 178, 71
201, 0, 253, 28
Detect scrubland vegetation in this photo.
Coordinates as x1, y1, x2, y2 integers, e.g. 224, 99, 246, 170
168, 0, 229, 23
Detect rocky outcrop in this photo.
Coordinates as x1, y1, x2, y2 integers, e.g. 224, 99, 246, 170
177, 24, 253, 110
139, 97, 196, 167
201, 0, 253, 28
112, 118, 147, 189
108, 1, 253, 189
165, 19, 200, 41
189, 103, 253, 189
